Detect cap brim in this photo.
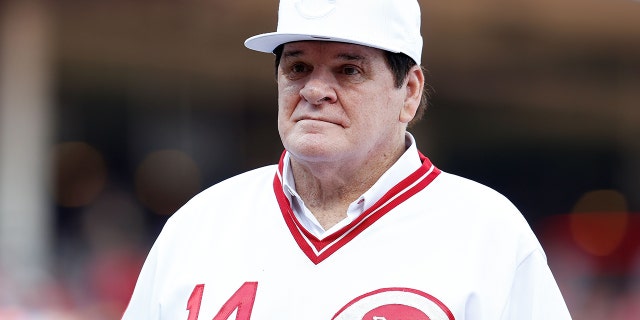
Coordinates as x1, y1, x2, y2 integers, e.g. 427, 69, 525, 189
244, 32, 401, 55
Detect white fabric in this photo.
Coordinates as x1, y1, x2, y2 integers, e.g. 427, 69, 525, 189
122, 151, 572, 320
282, 134, 421, 239
244, 0, 423, 64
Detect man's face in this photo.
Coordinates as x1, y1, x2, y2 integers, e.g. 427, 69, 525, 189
277, 41, 413, 166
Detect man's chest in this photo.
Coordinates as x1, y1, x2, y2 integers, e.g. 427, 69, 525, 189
152, 221, 477, 320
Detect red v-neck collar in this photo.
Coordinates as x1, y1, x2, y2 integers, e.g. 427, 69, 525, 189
273, 151, 441, 265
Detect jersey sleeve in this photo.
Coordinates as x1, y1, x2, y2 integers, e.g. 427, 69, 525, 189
121, 239, 161, 320
500, 248, 572, 319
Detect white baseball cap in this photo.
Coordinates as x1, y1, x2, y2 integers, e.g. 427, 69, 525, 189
244, 0, 423, 65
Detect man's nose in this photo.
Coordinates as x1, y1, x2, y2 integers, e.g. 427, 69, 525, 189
299, 70, 337, 105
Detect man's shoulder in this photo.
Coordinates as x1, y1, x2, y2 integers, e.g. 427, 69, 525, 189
429, 170, 542, 257
212, 164, 278, 187
172, 165, 277, 211
191, 164, 278, 201
433, 170, 510, 200
158, 164, 278, 231
428, 170, 524, 221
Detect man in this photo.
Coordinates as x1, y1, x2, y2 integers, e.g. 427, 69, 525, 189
122, 0, 572, 319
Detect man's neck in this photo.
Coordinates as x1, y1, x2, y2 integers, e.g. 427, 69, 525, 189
289, 142, 406, 230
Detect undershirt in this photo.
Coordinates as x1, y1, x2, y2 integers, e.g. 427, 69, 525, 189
281, 133, 422, 239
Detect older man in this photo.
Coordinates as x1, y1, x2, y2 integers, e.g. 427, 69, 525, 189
122, 0, 572, 319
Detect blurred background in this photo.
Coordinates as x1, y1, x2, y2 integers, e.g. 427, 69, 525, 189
0, 0, 638, 318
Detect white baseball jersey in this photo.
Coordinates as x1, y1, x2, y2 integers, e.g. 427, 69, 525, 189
122, 150, 571, 320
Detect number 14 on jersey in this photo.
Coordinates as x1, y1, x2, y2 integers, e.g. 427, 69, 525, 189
186, 282, 258, 320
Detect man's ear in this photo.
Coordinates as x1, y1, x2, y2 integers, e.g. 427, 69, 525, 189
399, 65, 424, 124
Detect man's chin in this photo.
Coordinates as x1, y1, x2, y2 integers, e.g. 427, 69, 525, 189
286, 144, 346, 164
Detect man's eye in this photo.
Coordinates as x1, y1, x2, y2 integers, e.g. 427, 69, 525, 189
283, 63, 310, 80
343, 66, 359, 75
292, 64, 308, 73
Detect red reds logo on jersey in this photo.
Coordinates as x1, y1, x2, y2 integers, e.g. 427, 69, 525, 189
332, 288, 455, 320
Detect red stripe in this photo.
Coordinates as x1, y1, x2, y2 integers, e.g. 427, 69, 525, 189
273, 151, 440, 264
331, 287, 455, 320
